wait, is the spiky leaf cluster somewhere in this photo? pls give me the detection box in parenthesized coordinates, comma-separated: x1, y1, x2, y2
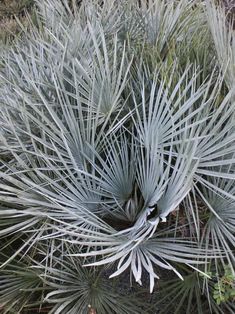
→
(0, 0, 234, 313)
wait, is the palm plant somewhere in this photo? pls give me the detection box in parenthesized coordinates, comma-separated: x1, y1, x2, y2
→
(206, 0, 235, 91)
(151, 264, 235, 314)
(0, 0, 235, 313)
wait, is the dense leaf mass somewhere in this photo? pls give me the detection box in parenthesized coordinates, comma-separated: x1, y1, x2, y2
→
(0, 0, 234, 313)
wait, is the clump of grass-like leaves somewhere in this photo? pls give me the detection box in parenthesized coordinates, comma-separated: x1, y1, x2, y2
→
(0, 0, 234, 313)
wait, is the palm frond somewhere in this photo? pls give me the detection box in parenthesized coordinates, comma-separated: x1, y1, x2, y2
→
(206, 0, 235, 90)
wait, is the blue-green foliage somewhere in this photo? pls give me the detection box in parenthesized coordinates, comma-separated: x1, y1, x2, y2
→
(0, 0, 234, 313)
